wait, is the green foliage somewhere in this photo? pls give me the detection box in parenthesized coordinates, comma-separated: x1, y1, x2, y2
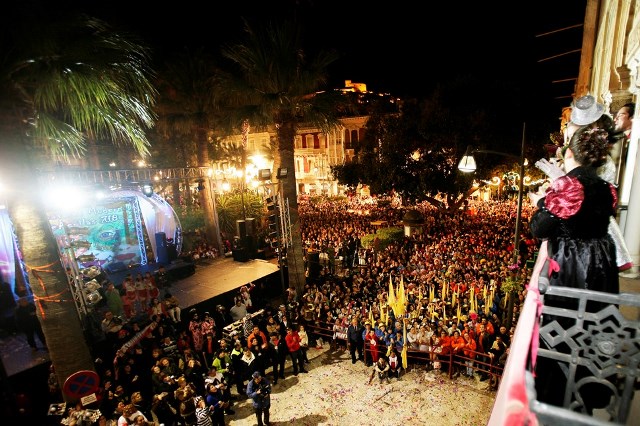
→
(0, 13, 157, 165)
(360, 227, 404, 251)
(174, 206, 205, 232)
(501, 275, 524, 295)
(215, 191, 267, 236)
(331, 162, 362, 190)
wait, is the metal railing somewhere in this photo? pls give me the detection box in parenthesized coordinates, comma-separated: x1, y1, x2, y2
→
(37, 167, 212, 186)
(489, 255, 640, 425)
(305, 319, 504, 385)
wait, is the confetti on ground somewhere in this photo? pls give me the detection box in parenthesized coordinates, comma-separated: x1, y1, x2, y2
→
(227, 346, 495, 425)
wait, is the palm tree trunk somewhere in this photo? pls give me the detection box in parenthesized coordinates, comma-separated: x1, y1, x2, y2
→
(172, 181, 181, 208)
(9, 195, 95, 398)
(195, 124, 221, 253)
(86, 137, 101, 170)
(276, 122, 306, 297)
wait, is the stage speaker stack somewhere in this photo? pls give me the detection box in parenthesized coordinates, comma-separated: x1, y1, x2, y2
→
(243, 235, 256, 259)
(155, 232, 169, 264)
(236, 220, 247, 239)
(167, 241, 177, 262)
(245, 217, 256, 236)
(232, 248, 249, 262)
(235, 218, 257, 260)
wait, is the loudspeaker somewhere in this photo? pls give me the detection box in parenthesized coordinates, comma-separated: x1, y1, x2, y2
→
(155, 232, 169, 264)
(308, 251, 320, 279)
(236, 220, 247, 238)
(167, 242, 177, 262)
(245, 217, 256, 236)
(243, 235, 256, 259)
(232, 248, 249, 262)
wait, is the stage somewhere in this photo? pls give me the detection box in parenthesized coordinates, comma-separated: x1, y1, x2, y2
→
(163, 256, 281, 309)
(103, 258, 197, 286)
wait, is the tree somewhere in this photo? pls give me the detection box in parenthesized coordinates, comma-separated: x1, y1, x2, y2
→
(153, 48, 223, 252)
(0, 10, 157, 393)
(333, 76, 530, 211)
(215, 19, 346, 297)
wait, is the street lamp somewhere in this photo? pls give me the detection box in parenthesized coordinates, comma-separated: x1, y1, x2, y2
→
(458, 123, 526, 329)
(458, 123, 526, 265)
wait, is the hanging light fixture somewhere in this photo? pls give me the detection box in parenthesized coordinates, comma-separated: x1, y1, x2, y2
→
(458, 146, 477, 173)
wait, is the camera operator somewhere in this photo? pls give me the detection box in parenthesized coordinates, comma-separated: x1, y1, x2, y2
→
(246, 371, 271, 426)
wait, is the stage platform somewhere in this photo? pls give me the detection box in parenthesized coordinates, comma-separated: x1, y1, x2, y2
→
(162, 256, 281, 310)
(102, 257, 197, 286)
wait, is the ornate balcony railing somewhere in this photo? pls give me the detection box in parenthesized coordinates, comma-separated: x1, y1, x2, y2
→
(489, 249, 640, 425)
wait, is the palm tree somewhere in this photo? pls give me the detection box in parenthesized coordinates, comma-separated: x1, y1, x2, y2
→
(0, 12, 157, 393)
(216, 19, 346, 297)
(153, 48, 224, 252)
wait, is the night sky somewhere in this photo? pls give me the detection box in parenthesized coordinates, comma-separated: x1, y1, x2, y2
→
(8, 0, 588, 137)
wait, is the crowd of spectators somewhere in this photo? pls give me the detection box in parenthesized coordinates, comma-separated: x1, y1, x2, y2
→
(293, 195, 534, 387)
(57, 194, 536, 425)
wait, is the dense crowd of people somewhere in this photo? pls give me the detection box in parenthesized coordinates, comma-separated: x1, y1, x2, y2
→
(53, 193, 537, 425)
(295, 196, 533, 385)
(41, 97, 635, 424)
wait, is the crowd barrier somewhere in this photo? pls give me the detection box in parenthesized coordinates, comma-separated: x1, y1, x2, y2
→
(305, 319, 503, 387)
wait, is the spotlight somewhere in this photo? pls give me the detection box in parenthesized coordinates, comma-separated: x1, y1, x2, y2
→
(142, 184, 154, 197)
(277, 168, 288, 179)
(85, 290, 103, 305)
(258, 169, 272, 181)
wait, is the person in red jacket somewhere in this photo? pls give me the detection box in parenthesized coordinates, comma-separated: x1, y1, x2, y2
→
(284, 326, 307, 375)
(364, 328, 380, 363)
(462, 331, 477, 377)
(247, 325, 269, 351)
(433, 329, 452, 372)
(450, 329, 465, 378)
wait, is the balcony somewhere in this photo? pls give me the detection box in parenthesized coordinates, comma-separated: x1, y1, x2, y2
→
(489, 257, 640, 425)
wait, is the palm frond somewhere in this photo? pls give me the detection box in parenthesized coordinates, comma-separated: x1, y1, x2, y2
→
(1, 13, 157, 160)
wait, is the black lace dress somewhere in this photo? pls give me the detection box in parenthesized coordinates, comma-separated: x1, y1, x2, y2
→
(530, 165, 618, 295)
(530, 166, 619, 411)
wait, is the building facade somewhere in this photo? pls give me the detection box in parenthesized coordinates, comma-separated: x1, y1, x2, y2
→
(577, 0, 640, 276)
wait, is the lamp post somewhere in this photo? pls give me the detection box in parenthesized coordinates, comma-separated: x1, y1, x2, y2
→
(458, 123, 526, 328)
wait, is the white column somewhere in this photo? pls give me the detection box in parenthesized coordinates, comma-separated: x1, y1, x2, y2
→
(621, 131, 640, 277)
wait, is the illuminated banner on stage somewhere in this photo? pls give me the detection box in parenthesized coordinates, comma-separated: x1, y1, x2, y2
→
(49, 197, 147, 271)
